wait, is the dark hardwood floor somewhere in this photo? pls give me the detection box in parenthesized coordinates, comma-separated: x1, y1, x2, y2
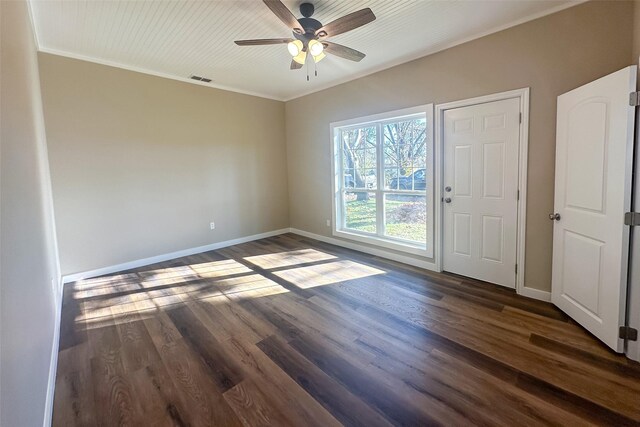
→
(53, 233, 640, 426)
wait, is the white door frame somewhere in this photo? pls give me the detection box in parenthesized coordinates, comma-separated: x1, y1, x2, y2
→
(627, 60, 640, 362)
(435, 88, 532, 298)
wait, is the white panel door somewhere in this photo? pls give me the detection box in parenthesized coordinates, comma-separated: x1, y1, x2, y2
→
(443, 98, 520, 288)
(552, 66, 636, 352)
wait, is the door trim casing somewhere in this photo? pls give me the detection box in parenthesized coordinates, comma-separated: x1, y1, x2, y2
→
(435, 88, 534, 299)
(625, 60, 640, 362)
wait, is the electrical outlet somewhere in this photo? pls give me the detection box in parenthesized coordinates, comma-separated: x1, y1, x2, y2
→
(326, 219, 331, 227)
(210, 222, 215, 230)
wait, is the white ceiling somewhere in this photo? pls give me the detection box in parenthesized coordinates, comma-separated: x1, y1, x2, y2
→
(29, 0, 581, 101)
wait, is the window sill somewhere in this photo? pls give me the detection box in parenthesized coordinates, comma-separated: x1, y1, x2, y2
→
(333, 228, 432, 258)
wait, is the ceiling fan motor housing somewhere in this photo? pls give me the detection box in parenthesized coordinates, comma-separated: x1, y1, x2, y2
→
(295, 17, 322, 40)
(295, 1, 322, 43)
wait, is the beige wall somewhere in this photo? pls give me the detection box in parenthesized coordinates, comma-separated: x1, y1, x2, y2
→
(1, 1, 61, 425)
(285, 1, 633, 292)
(39, 54, 288, 276)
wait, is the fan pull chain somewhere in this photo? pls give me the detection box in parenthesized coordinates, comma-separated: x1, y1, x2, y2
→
(306, 56, 310, 81)
(314, 60, 318, 77)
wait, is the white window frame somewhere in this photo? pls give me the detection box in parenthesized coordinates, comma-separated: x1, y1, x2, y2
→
(331, 104, 434, 258)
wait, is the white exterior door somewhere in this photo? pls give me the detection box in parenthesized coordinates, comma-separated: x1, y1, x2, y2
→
(552, 66, 636, 352)
(442, 98, 520, 288)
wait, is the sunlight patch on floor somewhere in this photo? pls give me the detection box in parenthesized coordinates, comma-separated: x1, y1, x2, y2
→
(75, 271, 289, 329)
(243, 248, 336, 269)
(73, 273, 143, 298)
(73, 250, 380, 329)
(187, 259, 254, 278)
(273, 260, 384, 288)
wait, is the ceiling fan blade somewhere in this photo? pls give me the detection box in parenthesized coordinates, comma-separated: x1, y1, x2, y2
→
(323, 42, 366, 62)
(263, 0, 304, 34)
(315, 8, 376, 38)
(235, 38, 292, 46)
(290, 60, 303, 70)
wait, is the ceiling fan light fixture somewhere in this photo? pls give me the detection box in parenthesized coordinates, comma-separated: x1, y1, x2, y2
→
(308, 39, 324, 57)
(292, 50, 307, 65)
(312, 51, 326, 63)
(287, 40, 303, 57)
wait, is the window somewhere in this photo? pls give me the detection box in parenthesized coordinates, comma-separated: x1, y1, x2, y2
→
(332, 105, 434, 257)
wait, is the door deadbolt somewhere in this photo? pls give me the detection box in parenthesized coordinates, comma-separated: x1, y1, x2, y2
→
(445, 186, 452, 192)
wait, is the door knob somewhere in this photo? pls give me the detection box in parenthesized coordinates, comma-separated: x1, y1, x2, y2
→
(444, 197, 452, 203)
(549, 213, 561, 221)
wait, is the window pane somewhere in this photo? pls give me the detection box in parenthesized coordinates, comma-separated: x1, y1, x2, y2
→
(341, 127, 376, 190)
(410, 167, 426, 191)
(364, 137, 377, 169)
(364, 169, 377, 189)
(354, 151, 366, 189)
(384, 194, 426, 243)
(345, 191, 377, 234)
(383, 118, 427, 190)
(344, 168, 355, 188)
(385, 167, 400, 190)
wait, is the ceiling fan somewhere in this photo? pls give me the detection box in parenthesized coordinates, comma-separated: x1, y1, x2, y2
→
(234, 0, 376, 72)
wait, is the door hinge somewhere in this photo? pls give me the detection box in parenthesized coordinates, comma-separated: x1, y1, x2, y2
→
(517, 190, 520, 201)
(624, 212, 640, 226)
(519, 112, 522, 123)
(619, 326, 638, 341)
(515, 264, 518, 275)
(630, 91, 640, 107)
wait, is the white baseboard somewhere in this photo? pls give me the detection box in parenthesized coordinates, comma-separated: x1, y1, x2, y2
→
(62, 225, 553, 296)
(289, 228, 439, 272)
(43, 276, 64, 427)
(62, 228, 290, 283)
(289, 228, 552, 303)
(518, 286, 552, 302)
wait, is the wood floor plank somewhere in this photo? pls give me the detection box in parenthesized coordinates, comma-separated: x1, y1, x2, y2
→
(129, 363, 190, 427)
(424, 349, 600, 426)
(140, 311, 244, 426)
(529, 333, 640, 381)
(222, 337, 343, 427)
(58, 281, 88, 351)
(262, 292, 362, 344)
(238, 297, 306, 343)
(257, 335, 395, 427)
(505, 305, 637, 361)
(53, 233, 640, 426)
(90, 342, 141, 426)
(285, 331, 472, 426)
(165, 305, 244, 393)
(111, 311, 162, 373)
(52, 343, 96, 427)
(223, 380, 293, 427)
